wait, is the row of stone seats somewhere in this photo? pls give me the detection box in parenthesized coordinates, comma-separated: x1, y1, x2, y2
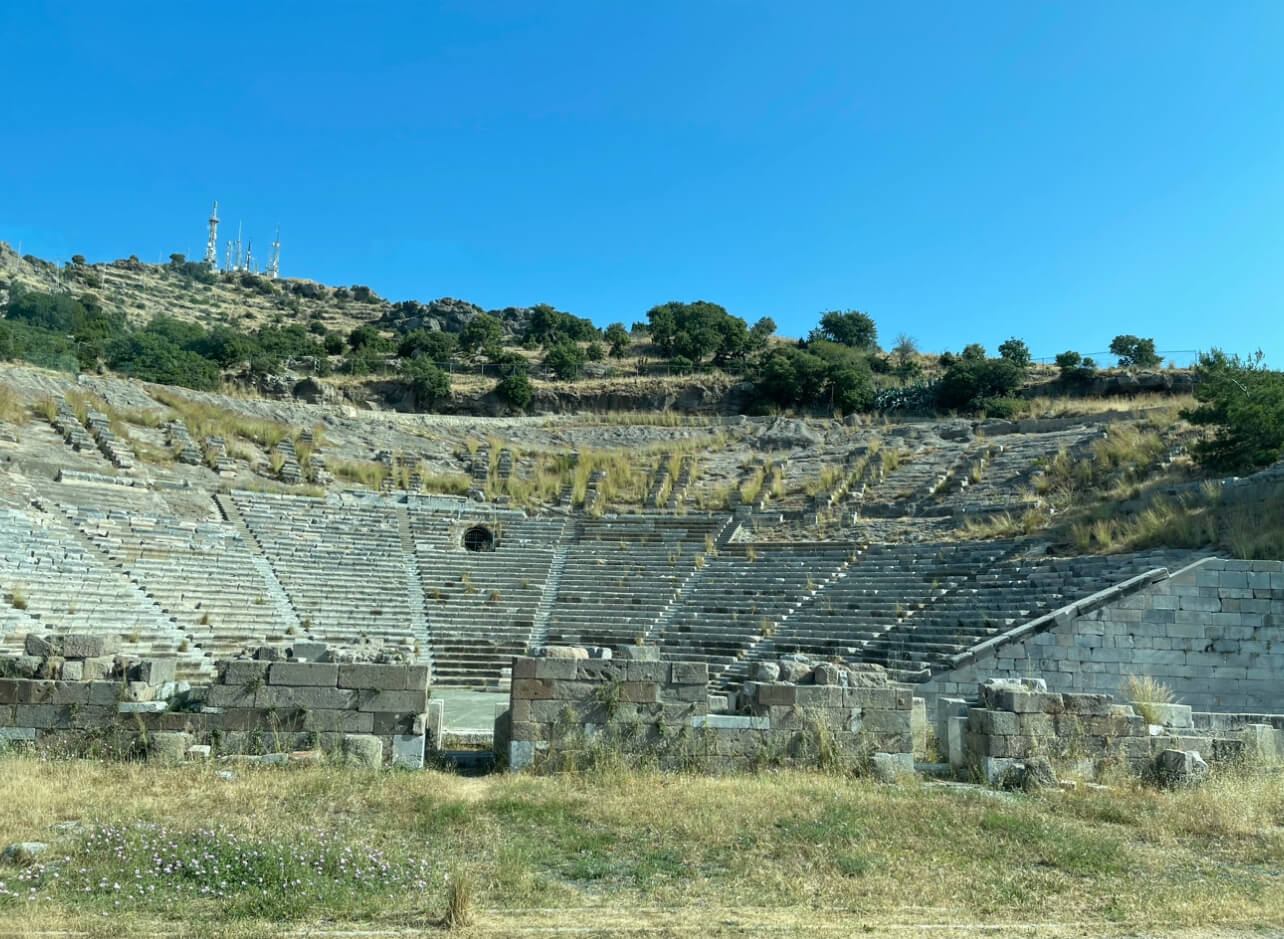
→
(410, 510, 569, 687)
(656, 542, 854, 680)
(232, 492, 419, 655)
(61, 504, 297, 663)
(858, 446, 966, 516)
(0, 507, 213, 679)
(935, 429, 1099, 511)
(734, 540, 1021, 681)
(544, 515, 726, 650)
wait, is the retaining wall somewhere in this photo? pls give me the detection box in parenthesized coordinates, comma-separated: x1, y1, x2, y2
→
(0, 636, 429, 767)
(923, 558, 1284, 713)
(498, 648, 914, 773)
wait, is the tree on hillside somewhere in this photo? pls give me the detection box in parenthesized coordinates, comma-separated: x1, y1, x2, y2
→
(809, 310, 877, 350)
(1182, 349, 1284, 474)
(961, 343, 987, 362)
(544, 341, 587, 381)
(397, 328, 456, 362)
(404, 356, 451, 409)
(748, 317, 776, 352)
(645, 301, 751, 367)
(1055, 350, 1097, 383)
(756, 341, 875, 414)
(524, 304, 598, 347)
(457, 314, 503, 357)
(1110, 335, 1161, 368)
(936, 356, 1024, 411)
(998, 337, 1032, 371)
(604, 322, 631, 358)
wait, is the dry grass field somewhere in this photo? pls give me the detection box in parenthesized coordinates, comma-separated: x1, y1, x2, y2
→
(1, 754, 1281, 937)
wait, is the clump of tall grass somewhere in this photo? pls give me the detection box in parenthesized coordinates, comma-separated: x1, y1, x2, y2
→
(1120, 674, 1176, 725)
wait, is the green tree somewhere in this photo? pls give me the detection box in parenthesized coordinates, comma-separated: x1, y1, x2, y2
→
(961, 343, 987, 362)
(458, 314, 503, 357)
(1183, 349, 1284, 473)
(997, 337, 1032, 370)
(1055, 350, 1097, 383)
(604, 322, 631, 358)
(397, 329, 457, 362)
(347, 325, 384, 351)
(544, 341, 587, 381)
(404, 356, 451, 409)
(811, 310, 877, 350)
(645, 301, 748, 366)
(496, 372, 534, 409)
(936, 357, 1024, 411)
(585, 340, 605, 362)
(748, 317, 776, 352)
(1109, 335, 1161, 368)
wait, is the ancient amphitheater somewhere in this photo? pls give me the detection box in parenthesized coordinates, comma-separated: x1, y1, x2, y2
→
(1, 363, 1282, 775)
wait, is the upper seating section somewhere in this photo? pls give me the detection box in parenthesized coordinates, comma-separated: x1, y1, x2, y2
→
(232, 492, 416, 653)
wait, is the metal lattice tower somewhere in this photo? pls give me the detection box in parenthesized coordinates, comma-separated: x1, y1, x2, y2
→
(266, 225, 281, 279)
(244, 239, 254, 274)
(203, 201, 220, 269)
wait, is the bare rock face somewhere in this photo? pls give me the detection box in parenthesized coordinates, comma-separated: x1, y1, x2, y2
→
(757, 418, 822, 451)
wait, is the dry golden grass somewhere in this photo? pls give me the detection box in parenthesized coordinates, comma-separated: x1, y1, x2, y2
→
(1, 755, 1282, 936)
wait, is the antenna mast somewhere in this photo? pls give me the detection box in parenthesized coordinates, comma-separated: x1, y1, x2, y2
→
(267, 225, 281, 279)
(204, 201, 220, 269)
(245, 239, 254, 274)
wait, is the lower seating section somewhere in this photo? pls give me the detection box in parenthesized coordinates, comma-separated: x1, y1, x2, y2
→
(658, 543, 853, 680)
(61, 504, 297, 664)
(741, 541, 1021, 681)
(411, 510, 568, 687)
(0, 508, 212, 679)
(545, 516, 726, 650)
(233, 492, 420, 655)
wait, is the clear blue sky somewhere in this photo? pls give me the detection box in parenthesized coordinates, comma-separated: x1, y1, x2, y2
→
(4, 1, 1282, 363)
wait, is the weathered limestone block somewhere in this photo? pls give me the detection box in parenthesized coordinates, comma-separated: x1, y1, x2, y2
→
(626, 661, 667, 682)
(871, 751, 914, 783)
(534, 658, 579, 680)
(61, 635, 108, 659)
(24, 635, 59, 657)
(220, 660, 270, 687)
(303, 709, 375, 733)
(255, 686, 356, 710)
(541, 646, 588, 659)
(127, 659, 176, 685)
(1156, 748, 1209, 785)
(813, 663, 842, 685)
(754, 662, 781, 682)
(615, 645, 660, 662)
(779, 660, 811, 683)
(342, 734, 383, 769)
(371, 712, 418, 735)
(148, 732, 192, 764)
(268, 662, 338, 687)
(205, 684, 258, 708)
(392, 734, 426, 769)
(356, 689, 428, 713)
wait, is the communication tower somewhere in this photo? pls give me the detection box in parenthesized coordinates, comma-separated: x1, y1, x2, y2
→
(203, 201, 220, 269)
(244, 239, 254, 274)
(266, 226, 281, 279)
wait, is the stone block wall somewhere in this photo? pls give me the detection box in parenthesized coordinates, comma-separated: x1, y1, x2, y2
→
(500, 648, 914, 773)
(0, 636, 429, 768)
(945, 678, 1279, 784)
(925, 559, 1284, 713)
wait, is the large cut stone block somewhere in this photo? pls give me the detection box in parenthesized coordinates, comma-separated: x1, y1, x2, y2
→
(254, 686, 356, 710)
(342, 734, 383, 769)
(671, 661, 709, 685)
(511, 679, 555, 700)
(269, 662, 338, 687)
(61, 634, 108, 659)
(356, 690, 429, 713)
(534, 658, 579, 680)
(303, 709, 375, 733)
(391, 734, 426, 769)
(338, 664, 409, 691)
(221, 660, 270, 687)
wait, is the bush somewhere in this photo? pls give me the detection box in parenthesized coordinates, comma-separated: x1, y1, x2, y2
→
(604, 323, 631, 358)
(397, 329, 456, 362)
(404, 357, 450, 409)
(1183, 349, 1284, 474)
(977, 396, 1025, 419)
(585, 341, 605, 362)
(936, 357, 1024, 412)
(1109, 334, 1161, 368)
(458, 314, 503, 357)
(496, 372, 533, 409)
(1055, 350, 1097, 384)
(544, 341, 587, 381)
